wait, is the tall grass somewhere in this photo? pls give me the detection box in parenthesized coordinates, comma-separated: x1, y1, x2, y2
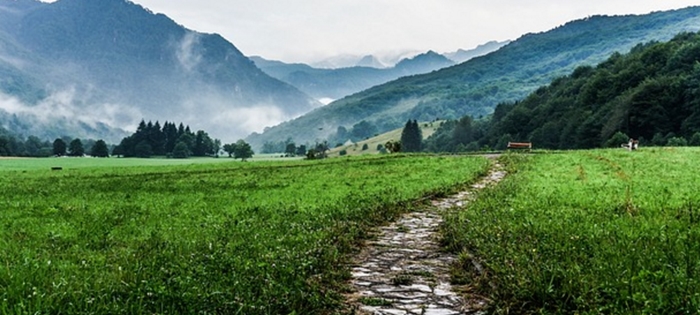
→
(443, 148, 700, 314)
(0, 155, 489, 314)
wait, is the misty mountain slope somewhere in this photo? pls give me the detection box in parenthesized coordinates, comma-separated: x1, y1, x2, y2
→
(0, 0, 320, 142)
(444, 40, 510, 63)
(247, 6, 700, 149)
(252, 51, 455, 101)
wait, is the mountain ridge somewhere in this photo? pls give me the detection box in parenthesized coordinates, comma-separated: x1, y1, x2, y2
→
(252, 50, 456, 102)
(246, 6, 700, 150)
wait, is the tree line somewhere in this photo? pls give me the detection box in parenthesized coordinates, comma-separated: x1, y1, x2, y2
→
(114, 120, 254, 159)
(0, 121, 255, 160)
(0, 127, 110, 157)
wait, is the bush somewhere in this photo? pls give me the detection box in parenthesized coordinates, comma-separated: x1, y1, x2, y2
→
(604, 131, 629, 148)
(362, 144, 369, 151)
(689, 132, 700, 146)
(339, 150, 347, 156)
(666, 136, 688, 147)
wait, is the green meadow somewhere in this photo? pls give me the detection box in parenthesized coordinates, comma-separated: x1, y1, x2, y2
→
(444, 148, 700, 314)
(0, 155, 489, 314)
(0, 154, 303, 172)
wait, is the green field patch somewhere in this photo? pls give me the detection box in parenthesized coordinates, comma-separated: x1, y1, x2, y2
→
(444, 147, 700, 314)
(0, 155, 489, 314)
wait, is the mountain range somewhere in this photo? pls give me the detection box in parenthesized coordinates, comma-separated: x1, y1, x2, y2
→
(0, 0, 320, 142)
(246, 6, 700, 150)
(252, 51, 456, 102)
(252, 42, 508, 102)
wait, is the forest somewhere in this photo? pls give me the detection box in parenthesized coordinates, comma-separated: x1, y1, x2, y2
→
(424, 32, 700, 152)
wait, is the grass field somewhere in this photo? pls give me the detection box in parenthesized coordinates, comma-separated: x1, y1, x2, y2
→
(444, 148, 700, 314)
(0, 154, 303, 172)
(0, 154, 490, 314)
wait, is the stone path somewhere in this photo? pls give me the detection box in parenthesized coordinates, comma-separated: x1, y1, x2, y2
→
(346, 162, 507, 315)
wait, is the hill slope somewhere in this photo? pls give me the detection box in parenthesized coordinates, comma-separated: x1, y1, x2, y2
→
(473, 31, 700, 150)
(247, 7, 700, 150)
(0, 0, 319, 142)
(252, 51, 455, 101)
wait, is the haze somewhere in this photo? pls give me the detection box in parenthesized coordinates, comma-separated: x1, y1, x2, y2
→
(39, 0, 698, 64)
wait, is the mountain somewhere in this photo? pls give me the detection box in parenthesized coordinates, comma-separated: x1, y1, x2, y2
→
(355, 55, 386, 68)
(444, 40, 510, 64)
(252, 51, 454, 102)
(458, 32, 700, 151)
(0, 0, 320, 142)
(246, 6, 700, 150)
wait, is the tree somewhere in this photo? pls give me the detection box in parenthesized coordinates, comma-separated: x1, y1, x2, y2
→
(667, 136, 688, 147)
(134, 141, 153, 158)
(172, 141, 190, 159)
(91, 140, 110, 157)
(233, 140, 254, 161)
(350, 120, 378, 141)
(68, 139, 84, 157)
(401, 119, 422, 152)
(285, 143, 297, 156)
(690, 132, 700, 146)
(213, 139, 222, 157)
(296, 145, 307, 156)
(604, 131, 630, 148)
(53, 138, 67, 156)
(223, 143, 237, 157)
(193, 130, 212, 157)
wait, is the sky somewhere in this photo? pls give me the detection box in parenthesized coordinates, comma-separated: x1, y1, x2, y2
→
(41, 0, 700, 64)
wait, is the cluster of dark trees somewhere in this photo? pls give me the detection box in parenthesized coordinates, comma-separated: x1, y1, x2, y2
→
(326, 120, 380, 146)
(222, 140, 254, 161)
(51, 138, 109, 157)
(0, 127, 110, 157)
(113, 120, 222, 158)
(423, 32, 700, 152)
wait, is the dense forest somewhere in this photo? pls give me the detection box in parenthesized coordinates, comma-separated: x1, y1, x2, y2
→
(424, 32, 700, 151)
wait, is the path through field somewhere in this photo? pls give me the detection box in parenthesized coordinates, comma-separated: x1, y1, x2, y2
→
(347, 160, 506, 315)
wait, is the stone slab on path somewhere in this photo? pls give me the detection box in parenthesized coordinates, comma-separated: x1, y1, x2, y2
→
(346, 162, 507, 315)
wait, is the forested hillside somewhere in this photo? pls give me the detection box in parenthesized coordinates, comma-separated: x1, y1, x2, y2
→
(247, 7, 700, 150)
(425, 32, 700, 151)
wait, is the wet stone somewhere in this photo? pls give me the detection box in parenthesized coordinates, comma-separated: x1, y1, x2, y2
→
(347, 163, 506, 314)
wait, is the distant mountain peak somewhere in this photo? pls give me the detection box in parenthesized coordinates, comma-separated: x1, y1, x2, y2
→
(355, 55, 385, 68)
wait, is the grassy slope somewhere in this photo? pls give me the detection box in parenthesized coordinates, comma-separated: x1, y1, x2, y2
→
(0, 155, 490, 314)
(327, 121, 442, 157)
(444, 148, 700, 314)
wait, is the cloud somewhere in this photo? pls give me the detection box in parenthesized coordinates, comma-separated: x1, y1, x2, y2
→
(174, 94, 291, 142)
(0, 88, 143, 132)
(175, 31, 202, 72)
(131, 0, 700, 64)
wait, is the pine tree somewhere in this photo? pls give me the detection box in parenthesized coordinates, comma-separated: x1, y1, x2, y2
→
(401, 120, 422, 152)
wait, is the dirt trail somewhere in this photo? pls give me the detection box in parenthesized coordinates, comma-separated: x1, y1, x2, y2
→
(346, 162, 506, 315)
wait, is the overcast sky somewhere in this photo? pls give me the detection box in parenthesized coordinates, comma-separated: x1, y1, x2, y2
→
(50, 0, 700, 63)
